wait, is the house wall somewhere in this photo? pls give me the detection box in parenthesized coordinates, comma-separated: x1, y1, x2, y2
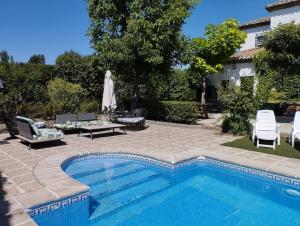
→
(270, 5, 300, 28)
(208, 4, 300, 93)
(240, 25, 270, 51)
(208, 62, 256, 87)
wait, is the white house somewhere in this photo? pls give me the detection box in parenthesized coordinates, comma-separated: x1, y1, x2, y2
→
(207, 0, 300, 99)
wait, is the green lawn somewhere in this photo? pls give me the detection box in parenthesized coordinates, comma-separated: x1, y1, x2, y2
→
(222, 136, 300, 159)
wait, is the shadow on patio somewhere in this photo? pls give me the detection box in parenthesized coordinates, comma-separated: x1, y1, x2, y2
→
(0, 172, 10, 226)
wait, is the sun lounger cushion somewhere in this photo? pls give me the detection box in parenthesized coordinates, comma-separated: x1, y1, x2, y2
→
(38, 128, 64, 140)
(33, 121, 46, 128)
(54, 123, 74, 130)
(75, 120, 103, 128)
(54, 120, 103, 130)
(53, 122, 76, 130)
(117, 117, 144, 124)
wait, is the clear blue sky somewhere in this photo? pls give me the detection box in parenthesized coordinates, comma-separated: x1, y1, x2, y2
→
(0, 0, 274, 64)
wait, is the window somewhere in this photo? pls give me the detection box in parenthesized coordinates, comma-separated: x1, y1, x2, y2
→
(255, 34, 264, 48)
(221, 80, 229, 89)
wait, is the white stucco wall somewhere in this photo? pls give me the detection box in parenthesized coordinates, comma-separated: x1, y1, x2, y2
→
(270, 5, 300, 28)
(208, 62, 256, 87)
(210, 4, 300, 91)
(239, 25, 270, 51)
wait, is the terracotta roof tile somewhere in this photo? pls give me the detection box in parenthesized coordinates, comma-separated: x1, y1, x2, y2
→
(230, 48, 265, 63)
(239, 17, 271, 30)
(266, 0, 300, 12)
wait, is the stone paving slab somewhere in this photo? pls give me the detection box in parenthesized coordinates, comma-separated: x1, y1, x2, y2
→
(0, 120, 300, 225)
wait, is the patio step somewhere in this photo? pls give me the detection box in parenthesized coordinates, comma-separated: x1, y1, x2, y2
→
(76, 163, 146, 185)
(90, 169, 159, 197)
(89, 177, 170, 220)
(70, 161, 130, 178)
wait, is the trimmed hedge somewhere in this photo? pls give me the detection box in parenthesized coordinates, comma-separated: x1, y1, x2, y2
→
(146, 101, 199, 124)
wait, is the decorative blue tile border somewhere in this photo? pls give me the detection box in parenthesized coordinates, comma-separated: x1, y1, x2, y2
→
(26, 192, 89, 217)
(29, 153, 300, 217)
(62, 153, 200, 172)
(62, 153, 300, 187)
(204, 158, 300, 187)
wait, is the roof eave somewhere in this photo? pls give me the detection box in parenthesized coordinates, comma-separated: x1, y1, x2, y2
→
(228, 57, 253, 64)
(239, 21, 270, 30)
(266, 1, 300, 12)
(229, 48, 265, 63)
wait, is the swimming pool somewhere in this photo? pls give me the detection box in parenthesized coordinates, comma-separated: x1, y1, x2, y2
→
(30, 154, 300, 226)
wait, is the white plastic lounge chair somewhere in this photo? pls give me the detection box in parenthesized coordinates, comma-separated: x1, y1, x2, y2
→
(289, 111, 300, 147)
(252, 110, 280, 150)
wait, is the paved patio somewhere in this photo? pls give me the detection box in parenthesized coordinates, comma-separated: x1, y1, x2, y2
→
(1, 121, 300, 226)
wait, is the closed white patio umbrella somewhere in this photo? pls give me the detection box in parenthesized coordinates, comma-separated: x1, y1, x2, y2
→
(102, 70, 117, 113)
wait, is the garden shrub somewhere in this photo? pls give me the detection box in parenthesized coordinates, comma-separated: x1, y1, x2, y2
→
(146, 101, 199, 124)
(80, 100, 100, 113)
(219, 85, 255, 135)
(140, 70, 196, 104)
(166, 70, 196, 101)
(18, 103, 48, 119)
(0, 63, 54, 118)
(42, 103, 55, 119)
(47, 78, 85, 115)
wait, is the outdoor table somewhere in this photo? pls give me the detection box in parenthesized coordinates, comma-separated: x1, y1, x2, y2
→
(78, 123, 126, 140)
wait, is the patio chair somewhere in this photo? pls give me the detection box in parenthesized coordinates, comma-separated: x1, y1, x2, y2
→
(289, 111, 300, 147)
(77, 112, 97, 121)
(117, 108, 147, 127)
(55, 113, 77, 124)
(54, 114, 78, 131)
(252, 110, 280, 150)
(15, 116, 64, 149)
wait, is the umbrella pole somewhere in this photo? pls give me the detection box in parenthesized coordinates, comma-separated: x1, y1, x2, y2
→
(108, 108, 115, 122)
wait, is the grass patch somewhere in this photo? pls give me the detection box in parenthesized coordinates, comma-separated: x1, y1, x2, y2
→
(222, 136, 300, 159)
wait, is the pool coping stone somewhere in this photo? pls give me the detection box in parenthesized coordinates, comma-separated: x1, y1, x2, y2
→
(1, 121, 300, 225)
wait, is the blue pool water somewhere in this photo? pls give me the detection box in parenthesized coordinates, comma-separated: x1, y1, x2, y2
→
(33, 156, 300, 226)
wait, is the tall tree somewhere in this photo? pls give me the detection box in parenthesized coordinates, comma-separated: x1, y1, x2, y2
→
(189, 19, 246, 104)
(0, 50, 10, 64)
(28, 54, 45, 64)
(55, 51, 105, 100)
(55, 51, 85, 83)
(87, 0, 198, 106)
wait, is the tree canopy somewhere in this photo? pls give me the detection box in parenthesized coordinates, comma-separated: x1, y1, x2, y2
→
(87, 0, 199, 104)
(55, 51, 105, 100)
(55, 50, 86, 84)
(0, 50, 14, 64)
(255, 22, 300, 100)
(28, 54, 46, 64)
(189, 19, 246, 103)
